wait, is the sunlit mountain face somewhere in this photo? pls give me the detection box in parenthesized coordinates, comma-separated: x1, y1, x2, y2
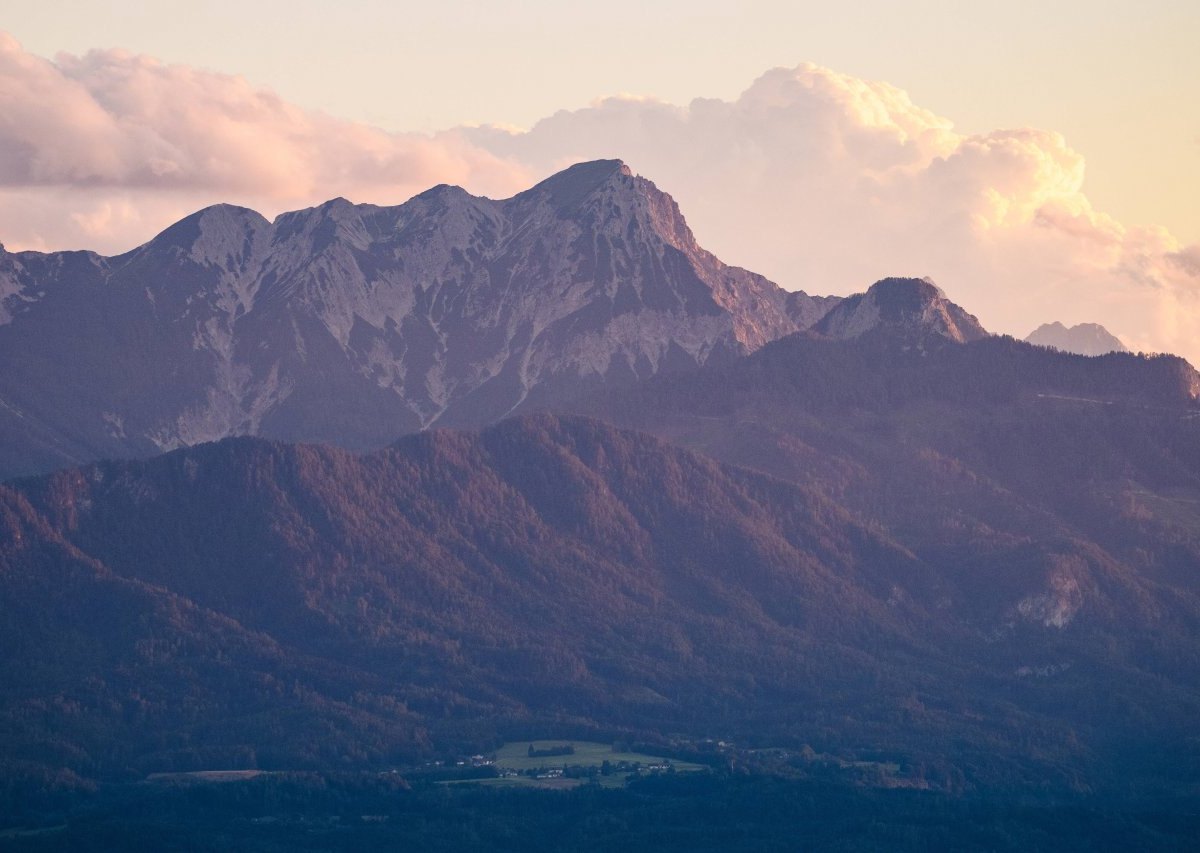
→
(0, 161, 837, 480)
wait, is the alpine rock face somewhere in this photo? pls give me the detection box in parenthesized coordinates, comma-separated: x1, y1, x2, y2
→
(0, 160, 834, 479)
(813, 276, 988, 343)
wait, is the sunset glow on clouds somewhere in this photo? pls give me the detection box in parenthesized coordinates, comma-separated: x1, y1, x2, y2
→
(0, 33, 531, 249)
(1, 33, 1198, 364)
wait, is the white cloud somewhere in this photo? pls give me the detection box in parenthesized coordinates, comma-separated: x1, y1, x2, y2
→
(464, 63, 1200, 364)
(1, 35, 1197, 365)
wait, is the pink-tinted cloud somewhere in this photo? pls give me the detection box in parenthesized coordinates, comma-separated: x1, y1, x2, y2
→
(0, 32, 530, 250)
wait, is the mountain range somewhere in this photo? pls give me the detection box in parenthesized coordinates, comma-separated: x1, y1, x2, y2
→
(2, 161, 1199, 809)
(0, 160, 833, 481)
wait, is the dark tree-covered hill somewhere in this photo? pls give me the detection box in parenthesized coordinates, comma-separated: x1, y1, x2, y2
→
(2, 411, 1199, 799)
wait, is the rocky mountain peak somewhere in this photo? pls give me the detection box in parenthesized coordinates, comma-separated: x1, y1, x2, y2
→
(139, 203, 270, 269)
(512, 159, 703, 263)
(413, 183, 473, 204)
(814, 276, 989, 343)
(519, 159, 634, 212)
(869, 276, 944, 310)
(271, 196, 374, 254)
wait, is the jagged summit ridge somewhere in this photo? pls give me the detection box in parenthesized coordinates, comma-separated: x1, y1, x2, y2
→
(0, 160, 835, 478)
(814, 276, 989, 343)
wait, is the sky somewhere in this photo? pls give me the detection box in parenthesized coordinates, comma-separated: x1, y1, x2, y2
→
(0, 1, 1198, 360)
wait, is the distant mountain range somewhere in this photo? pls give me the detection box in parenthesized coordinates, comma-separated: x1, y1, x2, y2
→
(0, 160, 834, 480)
(1026, 321, 1128, 356)
(0, 158, 1165, 482)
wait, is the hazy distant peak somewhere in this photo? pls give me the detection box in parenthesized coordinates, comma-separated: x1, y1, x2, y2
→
(814, 276, 988, 343)
(1025, 321, 1128, 356)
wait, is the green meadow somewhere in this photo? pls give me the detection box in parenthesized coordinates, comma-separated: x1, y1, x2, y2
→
(493, 741, 704, 773)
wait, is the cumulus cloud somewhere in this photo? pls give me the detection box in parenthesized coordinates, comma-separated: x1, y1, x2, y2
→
(0, 32, 530, 250)
(464, 63, 1200, 364)
(1, 33, 1198, 365)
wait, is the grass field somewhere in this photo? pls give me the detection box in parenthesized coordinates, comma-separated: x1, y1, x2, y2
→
(493, 741, 704, 773)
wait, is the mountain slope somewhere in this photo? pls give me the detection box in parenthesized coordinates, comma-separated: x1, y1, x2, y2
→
(0, 414, 947, 776)
(9, 413, 1196, 792)
(577, 327, 1200, 797)
(583, 327, 1200, 629)
(0, 161, 835, 480)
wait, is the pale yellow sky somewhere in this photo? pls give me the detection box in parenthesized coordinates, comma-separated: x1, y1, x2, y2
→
(2, 0, 1197, 242)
